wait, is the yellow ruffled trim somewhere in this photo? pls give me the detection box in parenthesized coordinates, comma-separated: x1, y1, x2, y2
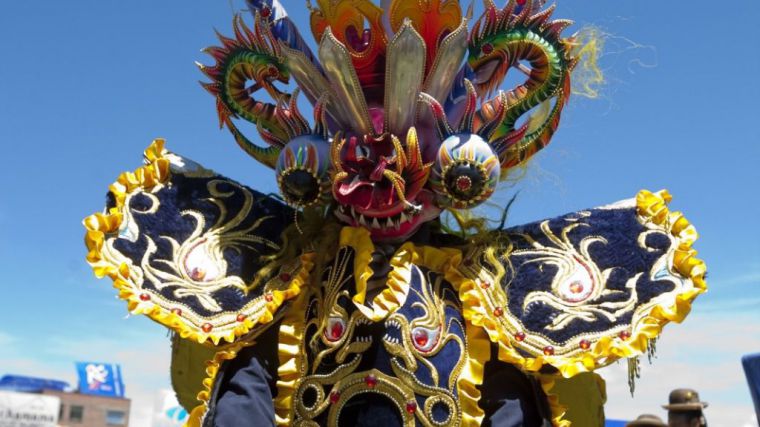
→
(458, 322, 488, 427)
(84, 138, 170, 279)
(185, 339, 254, 427)
(183, 254, 315, 427)
(386, 243, 486, 426)
(273, 288, 311, 425)
(537, 376, 571, 427)
(340, 227, 412, 321)
(458, 189, 707, 425)
(83, 139, 314, 345)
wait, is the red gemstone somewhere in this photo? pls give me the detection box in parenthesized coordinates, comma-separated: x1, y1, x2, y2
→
(619, 330, 631, 340)
(364, 374, 377, 388)
(580, 339, 591, 350)
(279, 272, 292, 282)
(260, 6, 271, 18)
(493, 307, 504, 317)
(413, 330, 429, 348)
(569, 282, 584, 294)
(264, 293, 274, 302)
(480, 281, 491, 290)
(517, 0, 527, 5)
(515, 332, 526, 342)
(202, 323, 213, 333)
(268, 64, 279, 77)
(543, 346, 555, 356)
(329, 321, 344, 340)
(456, 176, 472, 191)
(482, 43, 494, 55)
(139, 293, 151, 301)
(329, 391, 340, 404)
(236, 314, 247, 322)
(406, 401, 417, 414)
(171, 308, 182, 316)
(190, 267, 206, 281)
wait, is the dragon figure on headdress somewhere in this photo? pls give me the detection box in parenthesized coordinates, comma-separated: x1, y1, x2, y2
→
(84, 0, 706, 425)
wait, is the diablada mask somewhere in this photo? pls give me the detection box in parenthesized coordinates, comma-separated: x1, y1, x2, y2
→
(199, 0, 576, 241)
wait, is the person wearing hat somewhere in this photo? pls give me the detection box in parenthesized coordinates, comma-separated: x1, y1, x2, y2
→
(625, 414, 667, 426)
(663, 388, 708, 427)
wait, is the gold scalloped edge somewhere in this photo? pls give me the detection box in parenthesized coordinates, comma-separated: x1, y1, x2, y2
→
(394, 243, 487, 427)
(341, 227, 412, 321)
(537, 376, 571, 427)
(457, 189, 707, 425)
(274, 287, 311, 425)
(83, 139, 315, 346)
(185, 338, 254, 427)
(185, 257, 315, 427)
(458, 322, 488, 427)
(84, 139, 170, 279)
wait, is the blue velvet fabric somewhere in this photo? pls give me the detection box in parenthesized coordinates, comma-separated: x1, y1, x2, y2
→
(500, 205, 680, 344)
(107, 171, 292, 317)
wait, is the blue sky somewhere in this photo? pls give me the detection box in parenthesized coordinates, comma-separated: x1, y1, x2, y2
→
(0, 1, 758, 426)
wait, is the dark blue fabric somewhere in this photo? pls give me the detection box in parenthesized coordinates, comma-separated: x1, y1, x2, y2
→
(478, 356, 550, 427)
(501, 206, 679, 344)
(302, 259, 472, 426)
(338, 393, 404, 426)
(742, 353, 760, 420)
(109, 171, 292, 317)
(208, 323, 281, 427)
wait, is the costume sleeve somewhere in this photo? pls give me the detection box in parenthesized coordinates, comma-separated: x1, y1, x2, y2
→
(202, 322, 281, 427)
(478, 357, 552, 427)
(83, 140, 314, 346)
(459, 190, 706, 378)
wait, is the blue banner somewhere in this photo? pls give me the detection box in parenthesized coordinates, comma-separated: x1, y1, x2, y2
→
(75, 362, 125, 397)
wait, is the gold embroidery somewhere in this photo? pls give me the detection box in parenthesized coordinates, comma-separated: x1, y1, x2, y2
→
(456, 189, 706, 405)
(381, 269, 465, 426)
(511, 220, 636, 330)
(137, 180, 278, 312)
(85, 140, 316, 345)
(289, 240, 471, 426)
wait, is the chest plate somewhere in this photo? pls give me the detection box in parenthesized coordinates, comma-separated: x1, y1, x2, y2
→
(286, 244, 475, 426)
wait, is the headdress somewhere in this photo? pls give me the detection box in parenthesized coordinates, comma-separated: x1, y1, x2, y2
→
(200, 0, 578, 240)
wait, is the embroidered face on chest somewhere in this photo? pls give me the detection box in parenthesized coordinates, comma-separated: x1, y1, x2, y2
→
(293, 247, 469, 426)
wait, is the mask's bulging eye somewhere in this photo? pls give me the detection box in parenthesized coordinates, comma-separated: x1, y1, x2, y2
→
(276, 136, 332, 208)
(411, 326, 441, 353)
(430, 134, 500, 209)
